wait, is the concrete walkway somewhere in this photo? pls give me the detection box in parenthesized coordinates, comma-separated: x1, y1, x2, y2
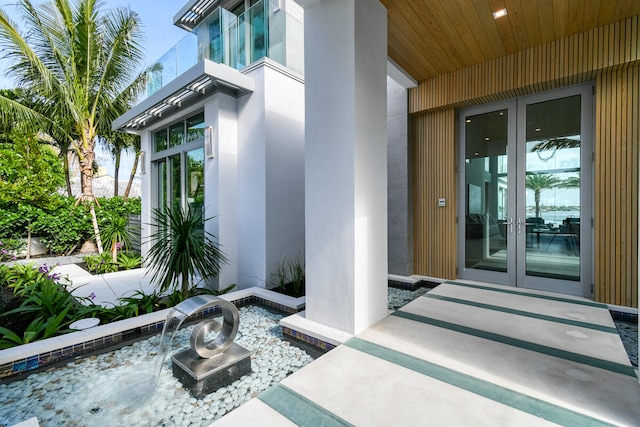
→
(214, 281, 640, 426)
(3, 256, 155, 307)
(52, 264, 155, 307)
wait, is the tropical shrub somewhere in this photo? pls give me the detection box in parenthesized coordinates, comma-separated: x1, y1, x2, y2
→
(270, 254, 305, 297)
(83, 253, 119, 274)
(0, 239, 24, 261)
(117, 252, 143, 270)
(146, 205, 228, 300)
(0, 263, 101, 349)
(0, 196, 142, 256)
(96, 197, 141, 221)
(0, 208, 27, 239)
(31, 197, 93, 255)
(0, 261, 236, 348)
(83, 251, 141, 274)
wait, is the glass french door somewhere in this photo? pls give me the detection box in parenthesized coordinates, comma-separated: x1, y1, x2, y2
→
(458, 85, 593, 297)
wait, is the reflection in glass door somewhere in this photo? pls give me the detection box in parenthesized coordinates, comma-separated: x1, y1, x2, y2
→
(464, 108, 513, 282)
(517, 89, 592, 295)
(459, 85, 592, 296)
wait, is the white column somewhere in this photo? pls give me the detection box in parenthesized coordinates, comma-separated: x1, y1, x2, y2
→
(300, 0, 388, 335)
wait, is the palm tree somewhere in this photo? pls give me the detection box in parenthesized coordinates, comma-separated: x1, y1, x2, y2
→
(146, 205, 228, 300)
(101, 215, 131, 263)
(559, 175, 580, 189)
(525, 173, 561, 218)
(0, 0, 146, 252)
(102, 131, 135, 197)
(123, 134, 141, 201)
(532, 137, 580, 152)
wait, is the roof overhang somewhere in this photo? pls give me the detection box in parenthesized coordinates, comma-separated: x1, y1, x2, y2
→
(174, 0, 220, 31)
(113, 60, 253, 134)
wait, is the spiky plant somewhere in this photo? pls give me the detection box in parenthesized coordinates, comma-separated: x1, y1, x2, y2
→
(146, 205, 228, 300)
(101, 216, 131, 263)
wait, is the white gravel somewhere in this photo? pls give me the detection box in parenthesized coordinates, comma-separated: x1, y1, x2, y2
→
(387, 286, 430, 310)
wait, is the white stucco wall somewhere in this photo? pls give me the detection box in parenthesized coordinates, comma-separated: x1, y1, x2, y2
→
(237, 61, 305, 289)
(264, 64, 305, 284)
(236, 67, 267, 287)
(204, 94, 239, 290)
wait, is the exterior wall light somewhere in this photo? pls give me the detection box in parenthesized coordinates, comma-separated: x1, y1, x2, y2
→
(140, 151, 146, 174)
(205, 126, 215, 158)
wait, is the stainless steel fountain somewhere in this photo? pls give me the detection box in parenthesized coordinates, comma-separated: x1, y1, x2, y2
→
(165, 295, 252, 398)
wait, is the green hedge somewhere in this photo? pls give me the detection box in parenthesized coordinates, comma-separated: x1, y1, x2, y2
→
(0, 196, 141, 255)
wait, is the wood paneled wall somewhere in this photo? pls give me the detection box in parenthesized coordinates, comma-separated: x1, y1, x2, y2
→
(411, 16, 639, 306)
(595, 65, 639, 307)
(413, 109, 456, 279)
(409, 16, 639, 114)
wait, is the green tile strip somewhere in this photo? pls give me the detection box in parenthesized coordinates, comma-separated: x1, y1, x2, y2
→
(423, 293, 618, 333)
(345, 337, 617, 427)
(391, 310, 636, 377)
(445, 281, 607, 308)
(258, 384, 355, 427)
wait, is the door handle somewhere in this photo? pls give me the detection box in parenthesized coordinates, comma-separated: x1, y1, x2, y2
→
(503, 217, 514, 234)
(517, 217, 524, 234)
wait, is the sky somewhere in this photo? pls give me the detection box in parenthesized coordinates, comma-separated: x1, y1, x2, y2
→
(0, 0, 189, 177)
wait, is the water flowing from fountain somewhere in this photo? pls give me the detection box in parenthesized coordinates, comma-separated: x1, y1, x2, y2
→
(107, 307, 189, 410)
(153, 308, 189, 379)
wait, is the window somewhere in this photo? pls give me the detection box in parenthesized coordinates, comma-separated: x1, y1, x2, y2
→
(155, 112, 205, 154)
(169, 123, 185, 148)
(187, 113, 205, 143)
(155, 130, 168, 152)
(153, 112, 206, 212)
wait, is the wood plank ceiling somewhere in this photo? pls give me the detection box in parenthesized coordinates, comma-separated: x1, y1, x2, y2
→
(380, 0, 640, 82)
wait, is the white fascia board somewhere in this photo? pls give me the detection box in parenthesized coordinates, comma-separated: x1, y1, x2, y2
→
(113, 60, 254, 132)
(387, 57, 418, 89)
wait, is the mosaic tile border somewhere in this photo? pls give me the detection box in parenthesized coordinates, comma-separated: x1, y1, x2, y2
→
(281, 327, 336, 352)
(1, 297, 304, 380)
(1, 333, 123, 379)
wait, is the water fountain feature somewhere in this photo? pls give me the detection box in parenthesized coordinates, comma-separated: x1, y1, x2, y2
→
(168, 296, 251, 398)
(0, 304, 312, 426)
(108, 295, 252, 409)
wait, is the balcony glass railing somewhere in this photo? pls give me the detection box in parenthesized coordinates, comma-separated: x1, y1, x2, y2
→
(146, 0, 303, 97)
(146, 33, 198, 96)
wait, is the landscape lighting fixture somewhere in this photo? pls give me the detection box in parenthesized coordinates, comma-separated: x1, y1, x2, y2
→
(493, 8, 507, 19)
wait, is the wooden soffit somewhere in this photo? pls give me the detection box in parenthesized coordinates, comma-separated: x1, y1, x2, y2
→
(381, 0, 640, 82)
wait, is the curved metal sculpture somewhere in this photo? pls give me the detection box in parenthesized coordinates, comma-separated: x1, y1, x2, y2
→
(170, 295, 251, 398)
(173, 295, 240, 358)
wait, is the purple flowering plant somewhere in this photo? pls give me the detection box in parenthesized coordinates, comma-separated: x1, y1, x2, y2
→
(0, 239, 22, 262)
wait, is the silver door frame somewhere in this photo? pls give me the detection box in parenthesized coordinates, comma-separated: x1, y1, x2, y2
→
(457, 84, 594, 297)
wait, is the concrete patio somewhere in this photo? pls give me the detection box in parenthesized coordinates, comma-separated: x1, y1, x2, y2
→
(215, 281, 640, 426)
